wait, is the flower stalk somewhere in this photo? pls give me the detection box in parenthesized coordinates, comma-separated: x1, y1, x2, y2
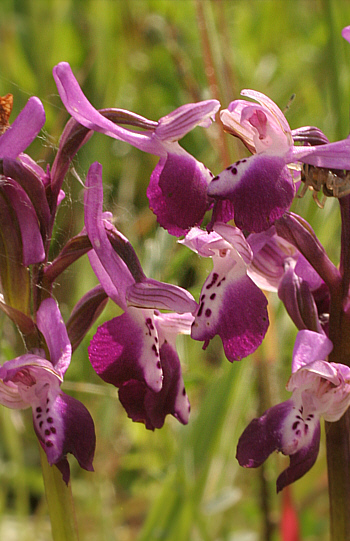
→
(40, 446, 79, 541)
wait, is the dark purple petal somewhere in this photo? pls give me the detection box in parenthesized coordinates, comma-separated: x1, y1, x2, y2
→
(276, 422, 320, 493)
(207, 200, 235, 231)
(67, 286, 108, 352)
(0, 97, 45, 158)
(1, 158, 50, 243)
(275, 212, 340, 290)
(147, 153, 210, 236)
(88, 310, 163, 392)
(208, 155, 295, 233)
(34, 392, 96, 484)
(192, 274, 269, 361)
(278, 267, 321, 332)
(0, 193, 30, 312)
(237, 401, 293, 467)
(43, 233, 92, 286)
(0, 298, 36, 337)
(0, 178, 45, 265)
(118, 341, 190, 430)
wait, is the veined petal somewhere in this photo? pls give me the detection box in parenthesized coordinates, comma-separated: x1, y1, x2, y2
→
(0, 97, 46, 158)
(0, 178, 45, 265)
(291, 330, 333, 373)
(240, 89, 292, 137)
(53, 62, 165, 155)
(292, 137, 350, 170)
(85, 162, 134, 304)
(213, 223, 253, 265)
(36, 298, 72, 376)
(208, 154, 295, 233)
(155, 100, 220, 142)
(126, 278, 197, 314)
(180, 227, 232, 257)
(147, 153, 211, 236)
(88, 309, 163, 393)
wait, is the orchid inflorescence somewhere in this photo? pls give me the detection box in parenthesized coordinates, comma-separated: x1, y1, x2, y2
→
(1, 25, 350, 494)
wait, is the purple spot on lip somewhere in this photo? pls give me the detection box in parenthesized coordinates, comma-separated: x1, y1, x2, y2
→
(205, 309, 212, 317)
(210, 293, 216, 300)
(206, 273, 219, 290)
(231, 168, 237, 175)
(197, 301, 204, 317)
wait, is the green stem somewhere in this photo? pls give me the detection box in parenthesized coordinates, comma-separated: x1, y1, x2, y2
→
(326, 195, 350, 540)
(325, 412, 350, 541)
(39, 445, 79, 541)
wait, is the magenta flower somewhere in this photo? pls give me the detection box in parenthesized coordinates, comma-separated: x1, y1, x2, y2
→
(237, 330, 350, 492)
(181, 223, 269, 361)
(208, 88, 350, 233)
(84, 162, 195, 429)
(0, 298, 95, 484)
(53, 61, 220, 236)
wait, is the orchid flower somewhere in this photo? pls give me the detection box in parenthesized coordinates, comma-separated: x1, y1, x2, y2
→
(236, 330, 350, 492)
(180, 223, 269, 361)
(0, 298, 95, 484)
(53, 61, 220, 236)
(84, 161, 195, 429)
(208, 81, 350, 232)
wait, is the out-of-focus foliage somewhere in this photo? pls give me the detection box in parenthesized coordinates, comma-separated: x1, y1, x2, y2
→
(0, 1, 349, 539)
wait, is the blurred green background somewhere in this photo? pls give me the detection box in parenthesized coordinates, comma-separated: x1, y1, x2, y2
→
(1, 0, 350, 539)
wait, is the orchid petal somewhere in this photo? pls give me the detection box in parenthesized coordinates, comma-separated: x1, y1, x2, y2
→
(88, 309, 163, 393)
(84, 162, 134, 305)
(36, 299, 72, 376)
(342, 25, 350, 44)
(209, 155, 295, 233)
(53, 62, 165, 155)
(156, 100, 219, 141)
(291, 331, 333, 373)
(277, 422, 321, 493)
(126, 278, 197, 314)
(0, 97, 46, 158)
(147, 153, 211, 236)
(118, 340, 190, 430)
(237, 400, 293, 468)
(292, 137, 350, 170)
(0, 178, 45, 265)
(192, 259, 269, 361)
